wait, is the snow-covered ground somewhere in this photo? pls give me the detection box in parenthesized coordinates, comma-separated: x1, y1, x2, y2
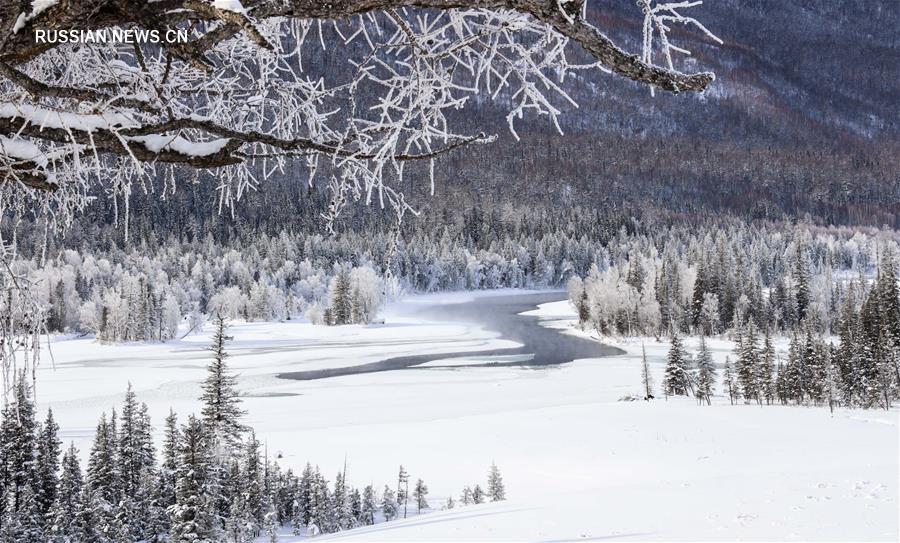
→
(33, 292, 899, 541)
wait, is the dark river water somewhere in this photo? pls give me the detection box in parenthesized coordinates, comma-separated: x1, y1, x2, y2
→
(276, 291, 623, 381)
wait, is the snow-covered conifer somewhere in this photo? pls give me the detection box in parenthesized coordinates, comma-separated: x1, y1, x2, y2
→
(362, 485, 377, 526)
(472, 484, 485, 504)
(413, 479, 429, 513)
(169, 416, 216, 543)
(381, 486, 397, 521)
(695, 337, 716, 406)
(663, 335, 691, 396)
(200, 316, 246, 451)
(723, 357, 739, 405)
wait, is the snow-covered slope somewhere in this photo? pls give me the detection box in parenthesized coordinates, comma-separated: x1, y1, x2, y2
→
(36, 294, 898, 541)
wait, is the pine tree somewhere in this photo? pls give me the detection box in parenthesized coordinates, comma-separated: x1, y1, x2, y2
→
(333, 468, 352, 530)
(736, 319, 760, 403)
(75, 483, 103, 543)
(396, 464, 409, 519)
(381, 486, 396, 521)
(16, 481, 46, 543)
(759, 329, 776, 404)
(35, 408, 61, 521)
(296, 463, 314, 527)
(803, 323, 825, 405)
(348, 488, 362, 528)
(471, 484, 485, 504)
(225, 493, 249, 543)
(201, 316, 247, 451)
(695, 336, 716, 406)
(723, 357, 738, 405)
(87, 411, 119, 535)
(460, 486, 472, 506)
(157, 410, 180, 515)
(361, 485, 376, 526)
(329, 266, 353, 325)
(413, 479, 428, 513)
(47, 443, 83, 542)
(243, 432, 264, 536)
(775, 360, 790, 405)
(793, 243, 811, 323)
(290, 496, 304, 535)
(640, 343, 654, 400)
(1, 374, 38, 517)
(311, 468, 334, 533)
(169, 415, 215, 543)
(825, 344, 839, 414)
(117, 385, 157, 540)
(785, 334, 805, 404)
(487, 463, 505, 501)
(263, 509, 279, 543)
(663, 334, 691, 396)
(577, 288, 590, 326)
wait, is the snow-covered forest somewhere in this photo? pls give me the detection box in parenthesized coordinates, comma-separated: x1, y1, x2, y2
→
(12, 212, 897, 339)
(0, 317, 505, 541)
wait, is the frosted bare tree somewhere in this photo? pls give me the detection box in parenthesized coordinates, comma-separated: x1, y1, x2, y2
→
(0, 0, 719, 390)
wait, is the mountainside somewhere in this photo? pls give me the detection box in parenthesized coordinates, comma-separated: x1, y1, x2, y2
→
(51, 0, 900, 241)
(429, 0, 899, 226)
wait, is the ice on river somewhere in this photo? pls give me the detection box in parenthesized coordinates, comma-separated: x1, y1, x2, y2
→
(31, 291, 899, 541)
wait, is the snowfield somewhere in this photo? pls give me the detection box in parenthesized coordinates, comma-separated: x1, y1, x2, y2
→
(34, 292, 898, 541)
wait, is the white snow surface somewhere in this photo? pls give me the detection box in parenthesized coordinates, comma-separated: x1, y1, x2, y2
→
(33, 292, 898, 541)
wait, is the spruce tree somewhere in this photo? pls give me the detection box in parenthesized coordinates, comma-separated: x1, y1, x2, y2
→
(723, 357, 739, 405)
(413, 479, 428, 513)
(0, 374, 38, 517)
(225, 493, 249, 543)
(471, 484, 485, 504)
(640, 343, 654, 400)
(577, 289, 590, 326)
(157, 410, 180, 514)
(117, 385, 157, 540)
(47, 444, 83, 542)
(736, 319, 760, 403)
(201, 316, 247, 451)
(263, 509, 279, 542)
(396, 465, 409, 519)
(329, 267, 353, 325)
(290, 496, 304, 535)
(759, 329, 776, 405)
(243, 432, 264, 536)
(695, 336, 716, 406)
(381, 486, 396, 521)
(16, 482, 46, 543)
(361, 485, 376, 526)
(296, 463, 314, 526)
(460, 486, 472, 506)
(87, 411, 119, 531)
(487, 463, 506, 501)
(792, 243, 811, 323)
(663, 334, 691, 396)
(35, 408, 61, 520)
(75, 483, 103, 543)
(785, 334, 805, 404)
(333, 469, 352, 530)
(169, 415, 215, 543)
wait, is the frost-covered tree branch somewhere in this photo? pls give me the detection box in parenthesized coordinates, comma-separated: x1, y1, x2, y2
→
(0, 0, 718, 222)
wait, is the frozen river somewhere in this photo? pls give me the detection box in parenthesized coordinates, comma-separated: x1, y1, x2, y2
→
(277, 291, 624, 381)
